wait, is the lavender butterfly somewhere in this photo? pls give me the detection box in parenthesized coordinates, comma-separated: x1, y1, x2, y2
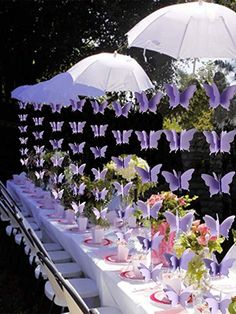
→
(163, 211, 194, 234)
(50, 155, 64, 167)
(93, 207, 108, 220)
(135, 164, 162, 184)
(137, 200, 162, 219)
(71, 202, 86, 215)
(163, 280, 192, 308)
(69, 121, 86, 134)
(35, 158, 45, 168)
(117, 204, 134, 220)
(203, 82, 236, 110)
(69, 142, 85, 155)
(203, 130, 236, 155)
(18, 101, 27, 110)
(112, 101, 132, 118)
(35, 170, 45, 180)
(70, 98, 86, 112)
(135, 130, 162, 150)
(49, 139, 63, 149)
(112, 130, 133, 145)
(33, 103, 43, 111)
(116, 229, 133, 242)
(91, 168, 108, 181)
(52, 189, 64, 200)
(18, 126, 28, 133)
(34, 145, 45, 154)
(203, 214, 235, 238)
(205, 296, 231, 314)
(50, 121, 64, 132)
(90, 146, 107, 159)
(69, 163, 86, 176)
(91, 124, 108, 137)
(203, 254, 236, 277)
(138, 263, 163, 281)
(92, 188, 108, 201)
(51, 103, 63, 113)
(137, 232, 164, 251)
(18, 114, 28, 121)
(165, 83, 197, 109)
(33, 117, 44, 126)
(53, 173, 65, 184)
(19, 137, 28, 145)
(33, 131, 44, 140)
(164, 251, 195, 271)
(113, 182, 133, 197)
(20, 158, 29, 166)
(201, 171, 235, 197)
(20, 148, 29, 156)
(135, 91, 163, 113)
(111, 155, 131, 168)
(71, 183, 86, 196)
(91, 100, 107, 115)
(164, 129, 196, 152)
(162, 169, 194, 191)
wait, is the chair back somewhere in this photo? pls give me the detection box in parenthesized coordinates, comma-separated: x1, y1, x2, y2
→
(0, 181, 18, 209)
(27, 227, 50, 259)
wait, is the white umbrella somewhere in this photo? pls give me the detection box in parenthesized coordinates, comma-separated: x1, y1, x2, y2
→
(67, 52, 154, 92)
(127, 1, 236, 59)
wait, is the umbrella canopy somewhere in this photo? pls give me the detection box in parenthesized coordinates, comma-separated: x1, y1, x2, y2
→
(11, 85, 30, 100)
(126, 1, 236, 59)
(67, 52, 154, 92)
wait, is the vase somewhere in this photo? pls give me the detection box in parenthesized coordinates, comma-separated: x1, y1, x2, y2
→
(92, 226, 104, 244)
(117, 244, 129, 262)
(65, 209, 75, 224)
(77, 216, 88, 231)
(55, 203, 64, 218)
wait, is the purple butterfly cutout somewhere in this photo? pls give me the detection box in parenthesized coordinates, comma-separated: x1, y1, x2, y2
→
(205, 296, 231, 314)
(203, 130, 236, 155)
(135, 164, 162, 183)
(137, 200, 162, 218)
(70, 98, 86, 112)
(90, 146, 107, 159)
(92, 188, 108, 201)
(163, 280, 192, 308)
(93, 207, 108, 220)
(69, 121, 86, 134)
(164, 129, 196, 152)
(138, 263, 163, 281)
(18, 114, 28, 121)
(165, 83, 197, 109)
(112, 101, 132, 118)
(33, 131, 44, 140)
(50, 121, 64, 132)
(116, 229, 133, 242)
(135, 91, 163, 113)
(18, 102, 27, 110)
(91, 100, 107, 114)
(69, 142, 85, 155)
(203, 214, 235, 238)
(112, 130, 133, 145)
(164, 250, 195, 271)
(137, 232, 163, 251)
(113, 182, 133, 197)
(33, 145, 45, 154)
(35, 170, 45, 180)
(163, 211, 194, 234)
(203, 82, 236, 110)
(91, 124, 108, 137)
(135, 130, 162, 150)
(50, 155, 64, 167)
(117, 204, 134, 219)
(52, 189, 64, 200)
(69, 163, 86, 176)
(71, 202, 86, 215)
(111, 155, 131, 168)
(203, 253, 236, 277)
(33, 117, 44, 126)
(19, 148, 29, 156)
(20, 158, 29, 166)
(162, 169, 194, 191)
(51, 103, 63, 113)
(53, 173, 64, 184)
(71, 183, 86, 196)
(33, 103, 43, 111)
(18, 126, 28, 133)
(19, 137, 28, 145)
(35, 158, 45, 168)
(201, 171, 235, 197)
(91, 168, 108, 181)
(49, 139, 63, 149)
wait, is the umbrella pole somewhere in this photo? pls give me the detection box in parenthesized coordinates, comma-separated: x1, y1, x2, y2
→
(192, 58, 197, 75)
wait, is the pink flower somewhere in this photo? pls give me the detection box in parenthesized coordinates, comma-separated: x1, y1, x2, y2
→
(157, 221, 169, 235)
(197, 223, 210, 236)
(178, 197, 186, 206)
(147, 194, 163, 206)
(197, 235, 209, 246)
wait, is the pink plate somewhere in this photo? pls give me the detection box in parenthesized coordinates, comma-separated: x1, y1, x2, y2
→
(105, 254, 132, 264)
(150, 291, 171, 305)
(67, 227, 90, 234)
(38, 204, 54, 210)
(120, 270, 144, 282)
(84, 238, 112, 247)
(57, 218, 76, 225)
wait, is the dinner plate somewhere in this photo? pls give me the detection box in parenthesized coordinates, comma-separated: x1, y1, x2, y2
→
(119, 270, 145, 282)
(67, 227, 90, 234)
(84, 238, 112, 247)
(105, 254, 132, 264)
(150, 291, 171, 307)
(57, 218, 76, 225)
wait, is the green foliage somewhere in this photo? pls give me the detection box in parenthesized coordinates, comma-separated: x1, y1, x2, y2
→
(228, 297, 236, 314)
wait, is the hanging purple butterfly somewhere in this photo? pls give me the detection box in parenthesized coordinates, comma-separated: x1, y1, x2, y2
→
(164, 129, 196, 152)
(162, 169, 194, 191)
(164, 251, 195, 271)
(51, 103, 63, 113)
(90, 146, 107, 159)
(137, 232, 163, 251)
(91, 100, 108, 115)
(91, 124, 108, 137)
(20, 158, 29, 166)
(35, 170, 45, 180)
(112, 101, 132, 118)
(163, 280, 192, 308)
(18, 114, 28, 122)
(203, 214, 235, 239)
(33, 131, 44, 140)
(18, 126, 28, 133)
(135, 91, 163, 113)
(201, 171, 235, 197)
(92, 207, 108, 220)
(138, 263, 163, 281)
(116, 229, 133, 242)
(117, 204, 134, 220)
(33, 103, 43, 111)
(53, 173, 65, 184)
(69, 142, 85, 155)
(69, 121, 86, 134)
(70, 98, 86, 112)
(165, 83, 197, 109)
(50, 155, 64, 167)
(203, 82, 236, 110)
(203, 253, 236, 277)
(33, 145, 45, 154)
(71, 183, 86, 196)
(19, 137, 28, 145)
(69, 163, 86, 176)
(91, 168, 108, 181)
(52, 188, 64, 200)
(35, 158, 45, 168)
(111, 155, 131, 168)
(50, 121, 64, 132)
(19, 148, 29, 156)
(205, 296, 231, 314)
(18, 101, 27, 110)
(203, 130, 236, 155)
(112, 130, 133, 145)
(92, 188, 108, 201)
(163, 211, 194, 234)
(33, 117, 44, 126)
(137, 200, 162, 219)
(71, 202, 86, 215)
(135, 164, 162, 184)
(135, 130, 162, 150)
(113, 182, 133, 197)
(49, 139, 63, 150)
